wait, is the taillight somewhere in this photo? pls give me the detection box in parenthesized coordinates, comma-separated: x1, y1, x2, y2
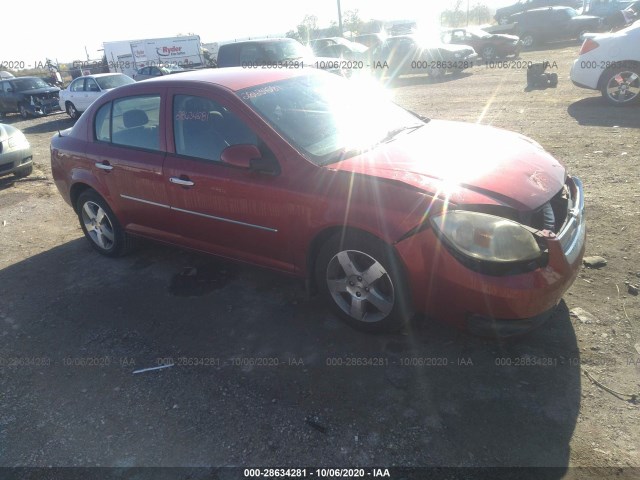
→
(579, 39, 599, 55)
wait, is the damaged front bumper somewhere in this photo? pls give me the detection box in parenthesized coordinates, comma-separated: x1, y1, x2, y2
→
(395, 176, 586, 336)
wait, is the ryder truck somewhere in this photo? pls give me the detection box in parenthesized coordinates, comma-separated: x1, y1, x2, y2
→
(103, 35, 204, 77)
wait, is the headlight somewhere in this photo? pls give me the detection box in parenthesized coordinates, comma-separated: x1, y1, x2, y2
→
(431, 211, 541, 263)
(8, 132, 29, 149)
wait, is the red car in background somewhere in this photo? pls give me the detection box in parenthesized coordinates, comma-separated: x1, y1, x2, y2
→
(50, 68, 585, 336)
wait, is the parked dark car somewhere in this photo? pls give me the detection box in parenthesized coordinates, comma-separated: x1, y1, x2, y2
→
(216, 38, 347, 75)
(0, 76, 62, 119)
(353, 33, 387, 49)
(369, 35, 478, 79)
(441, 27, 522, 60)
(310, 37, 369, 59)
(217, 38, 314, 68)
(495, 0, 583, 24)
(602, 1, 640, 29)
(511, 7, 603, 48)
(50, 67, 585, 336)
(0, 123, 32, 178)
(584, 0, 635, 17)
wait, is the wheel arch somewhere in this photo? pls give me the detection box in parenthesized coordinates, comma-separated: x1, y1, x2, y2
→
(305, 225, 402, 293)
(70, 182, 97, 213)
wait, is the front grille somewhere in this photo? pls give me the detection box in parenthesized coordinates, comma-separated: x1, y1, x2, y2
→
(523, 182, 570, 234)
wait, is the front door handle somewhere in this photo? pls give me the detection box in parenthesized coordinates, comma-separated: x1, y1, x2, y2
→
(95, 161, 113, 171)
(169, 176, 195, 187)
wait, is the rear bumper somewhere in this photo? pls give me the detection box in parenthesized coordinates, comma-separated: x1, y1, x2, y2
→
(570, 58, 600, 90)
(395, 176, 585, 333)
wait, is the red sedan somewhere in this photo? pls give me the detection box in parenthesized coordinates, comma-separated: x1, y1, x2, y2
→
(50, 68, 585, 335)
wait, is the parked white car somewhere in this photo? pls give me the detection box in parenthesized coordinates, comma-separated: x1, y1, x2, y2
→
(570, 20, 640, 105)
(58, 73, 134, 119)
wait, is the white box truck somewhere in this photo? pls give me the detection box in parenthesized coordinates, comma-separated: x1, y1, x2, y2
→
(103, 35, 204, 77)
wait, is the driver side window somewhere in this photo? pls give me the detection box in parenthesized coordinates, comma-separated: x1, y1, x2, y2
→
(173, 94, 258, 162)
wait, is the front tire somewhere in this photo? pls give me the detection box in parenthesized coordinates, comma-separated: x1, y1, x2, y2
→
(66, 102, 79, 120)
(520, 33, 535, 49)
(600, 66, 640, 106)
(18, 104, 29, 119)
(481, 45, 496, 61)
(76, 190, 134, 257)
(315, 231, 413, 333)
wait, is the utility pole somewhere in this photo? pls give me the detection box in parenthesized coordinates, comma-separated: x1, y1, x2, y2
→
(467, 0, 470, 27)
(337, 0, 343, 35)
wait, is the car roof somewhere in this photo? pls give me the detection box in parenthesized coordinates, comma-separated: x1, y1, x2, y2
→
(520, 5, 572, 13)
(139, 66, 319, 91)
(220, 38, 295, 46)
(75, 73, 126, 79)
(6, 76, 43, 81)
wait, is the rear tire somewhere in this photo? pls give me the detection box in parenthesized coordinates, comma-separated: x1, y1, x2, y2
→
(600, 65, 640, 106)
(315, 231, 413, 333)
(76, 190, 135, 257)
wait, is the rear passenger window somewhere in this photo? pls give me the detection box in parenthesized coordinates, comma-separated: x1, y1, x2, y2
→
(93, 95, 161, 150)
(70, 79, 85, 92)
(94, 102, 111, 142)
(112, 95, 161, 150)
(173, 94, 258, 162)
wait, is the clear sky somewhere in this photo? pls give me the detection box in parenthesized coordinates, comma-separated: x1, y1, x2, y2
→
(4, 0, 515, 65)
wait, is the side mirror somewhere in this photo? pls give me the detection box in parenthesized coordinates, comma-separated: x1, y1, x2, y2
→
(221, 144, 260, 169)
(221, 144, 280, 175)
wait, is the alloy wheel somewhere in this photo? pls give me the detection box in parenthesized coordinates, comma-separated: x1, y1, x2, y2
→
(605, 71, 640, 105)
(81, 201, 115, 251)
(325, 249, 395, 323)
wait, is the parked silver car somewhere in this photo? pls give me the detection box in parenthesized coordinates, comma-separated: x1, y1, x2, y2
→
(0, 123, 32, 178)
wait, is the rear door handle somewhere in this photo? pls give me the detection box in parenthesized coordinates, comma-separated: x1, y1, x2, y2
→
(95, 161, 113, 171)
(169, 176, 195, 187)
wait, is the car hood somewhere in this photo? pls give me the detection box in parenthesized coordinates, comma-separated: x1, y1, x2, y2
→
(19, 87, 60, 95)
(492, 33, 520, 42)
(575, 14, 602, 21)
(436, 42, 474, 52)
(329, 120, 566, 211)
(0, 123, 20, 141)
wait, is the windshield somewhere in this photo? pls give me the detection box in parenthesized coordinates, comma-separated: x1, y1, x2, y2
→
(12, 77, 50, 90)
(95, 75, 135, 90)
(263, 40, 312, 60)
(240, 73, 424, 165)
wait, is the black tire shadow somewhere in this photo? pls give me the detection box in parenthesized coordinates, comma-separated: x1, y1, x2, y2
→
(568, 96, 640, 128)
(22, 115, 75, 134)
(0, 175, 16, 191)
(522, 39, 583, 53)
(385, 71, 474, 88)
(0, 237, 580, 471)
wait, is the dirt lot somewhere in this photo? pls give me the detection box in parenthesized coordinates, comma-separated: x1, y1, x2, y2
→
(0, 43, 639, 477)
